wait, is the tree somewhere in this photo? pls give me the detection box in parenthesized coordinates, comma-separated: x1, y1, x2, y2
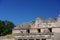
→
(0, 20, 15, 36)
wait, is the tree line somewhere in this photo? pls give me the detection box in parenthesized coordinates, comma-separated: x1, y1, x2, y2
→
(0, 20, 15, 36)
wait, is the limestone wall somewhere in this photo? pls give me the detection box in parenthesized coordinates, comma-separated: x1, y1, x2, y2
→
(12, 30, 20, 34)
(52, 28, 60, 33)
(30, 29, 38, 33)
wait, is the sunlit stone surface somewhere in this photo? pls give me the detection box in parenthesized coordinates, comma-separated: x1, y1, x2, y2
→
(12, 14, 60, 40)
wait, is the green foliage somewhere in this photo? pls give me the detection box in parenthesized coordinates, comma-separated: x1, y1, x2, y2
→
(0, 20, 15, 36)
(6, 34, 14, 38)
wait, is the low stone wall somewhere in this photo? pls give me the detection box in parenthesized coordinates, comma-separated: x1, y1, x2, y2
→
(54, 33, 60, 40)
(0, 36, 15, 40)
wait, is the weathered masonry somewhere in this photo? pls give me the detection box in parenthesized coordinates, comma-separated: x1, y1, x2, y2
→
(12, 14, 60, 40)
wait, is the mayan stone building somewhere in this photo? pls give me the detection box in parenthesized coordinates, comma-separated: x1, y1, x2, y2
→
(12, 15, 60, 40)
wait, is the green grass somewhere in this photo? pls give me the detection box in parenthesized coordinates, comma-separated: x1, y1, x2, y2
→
(6, 34, 14, 38)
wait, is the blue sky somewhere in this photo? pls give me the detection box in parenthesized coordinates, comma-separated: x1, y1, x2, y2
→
(0, 0, 60, 24)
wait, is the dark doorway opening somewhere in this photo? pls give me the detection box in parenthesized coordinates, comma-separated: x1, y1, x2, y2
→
(29, 39, 34, 40)
(42, 39, 46, 40)
(48, 28, 52, 32)
(24, 39, 27, 40)
(18, 39, 22, 40)
(38, 29, 41, 33)
(27, 29, 30, 33)
(36, 39, 40, 40)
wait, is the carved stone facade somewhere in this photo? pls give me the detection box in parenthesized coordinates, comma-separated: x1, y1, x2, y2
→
(12, 14, 60, 40)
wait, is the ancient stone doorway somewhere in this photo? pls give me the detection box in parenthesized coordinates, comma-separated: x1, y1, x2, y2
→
(18, 39, 22, 40)
(42, 39, 46, 40)
(29, 39, 34, 40)
(27, 29, 30, 33)
(24, 39, 27, 40)
(48, 28, 52, 32)
(38, 29, 41, 33)
(36, 39, 40, 40)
